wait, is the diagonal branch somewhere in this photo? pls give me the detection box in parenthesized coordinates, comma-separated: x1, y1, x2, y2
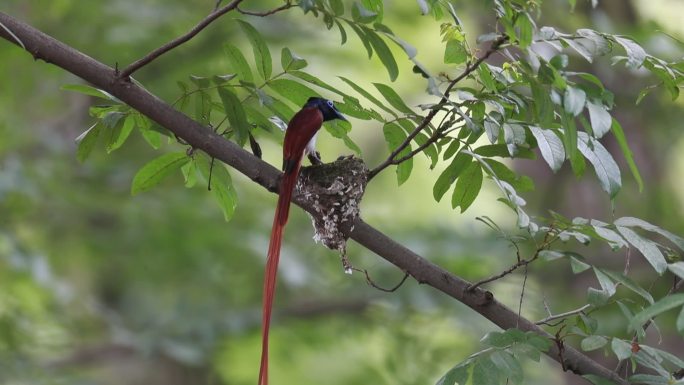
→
(0, 12, 628, 385)
(118, 0, 245, 79)
(237, 1, 295, 17)
(367, 35, 507, 180)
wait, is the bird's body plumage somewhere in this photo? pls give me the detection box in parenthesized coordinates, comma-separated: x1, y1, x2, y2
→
(259, 98, 345, 385)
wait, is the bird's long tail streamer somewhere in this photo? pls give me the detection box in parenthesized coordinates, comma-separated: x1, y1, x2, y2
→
(258, 163, 300, 385)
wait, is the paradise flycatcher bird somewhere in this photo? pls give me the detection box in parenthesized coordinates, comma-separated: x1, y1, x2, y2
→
(259, 97, 347, 385)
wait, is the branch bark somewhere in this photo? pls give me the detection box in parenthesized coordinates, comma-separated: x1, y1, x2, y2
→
(0, 12, 627, 385)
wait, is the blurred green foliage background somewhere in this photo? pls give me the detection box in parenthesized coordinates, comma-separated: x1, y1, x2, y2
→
(1, 1, 683, 384)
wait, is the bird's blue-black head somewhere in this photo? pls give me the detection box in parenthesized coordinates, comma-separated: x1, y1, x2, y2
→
(305, 97, 347, 122)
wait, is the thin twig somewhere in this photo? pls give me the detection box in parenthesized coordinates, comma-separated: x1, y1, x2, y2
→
(467, 253, 531, 291)
(367, 35, 507, 180)
(467, 230, 557, 291)
(342, 253, 410, 293)
(362, 270, 410, 292)
(118, 0, 245, 79)
(517, 265, 528, 327)
(536, 304, 591, 325)
(237, 2, 294, 17)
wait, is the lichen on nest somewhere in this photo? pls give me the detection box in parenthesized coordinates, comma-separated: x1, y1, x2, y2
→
(295, 156, 368, 252)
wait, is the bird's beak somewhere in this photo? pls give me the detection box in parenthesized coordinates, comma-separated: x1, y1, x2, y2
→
(335, 109, 348, 121)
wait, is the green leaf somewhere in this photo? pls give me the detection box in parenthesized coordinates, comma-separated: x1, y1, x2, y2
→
(383, 123, 413, 185)
(629, 293, 684, 331)
(610, 119, 643, 191)
(433, 152, 471, 202)
(290, 71, 353, 100)
(562, 37, 595, 63)
(352, 1, 378, 23)
(524, 332, 551, 352)
(614, 36, 646, 69)
(586, 100, 611, 138)
(561, 112, 582, 175)
(62, 84, 117, 101)
(224, 44, 254, 83)
(489, 351, 523, 384)
(452, 161, 482, 212)
(577, 133, 621, 197)
(569, 254, 591, 273)
(581, 335, 607, 351)
(592, 224, 627, 249)
(614, 217, 684, 252)
(564, 86, 586, 116)
(669, 262, 684, 280)
(75, 123, 102, 162)
(131, 152, 190, 195)
(474, 144, 535, 159)
(677, 306, 684, 335)
(137, 117, 164, 150)
(481, 329, 526, 347)
(342, 134, 362, 155)
(365, 29, 399, 81)
(472, 358, 500, 385)
(577, 313, 598, 335)
(281, 47, 307, 71)
(339, 76, 396, 116)
(611, 338, 632, 361)
(416, 0, 429, 15)
(106, 113, 135, 153)
(515, 13, 534, 48)
(444, 40, 468, 64)
(373, 83, 412, 114)
(592, 268, 616, 297)
(601, 269, 654, 304)
(483, 159, 534, 192)
(436, 364, 469, 385)
(237, 20, 272, 80)
(334, 20, 348, 44)
(529, 126, 565, 172)
(634, 350, 670, 377)
(189, 75, 210, 88)
(442, 140, 461, 160)
(329, 0, 345, 15)
(101, 110, 125, 128)
(629, 374, 671, 385)
(267, 78, 318, 107)
(616, 225, 668, 274)
(587, 287, 610, 306)
(479, 64, 497, 92)
(530, 81, 554, 126)
(217, 87, 251, 146)
(362, 0, 383, 20)
(502, 123, 526, 157)
(196, 156, 238, 221)
(346, 21, 373, 58)
(212, 74, 237, 85)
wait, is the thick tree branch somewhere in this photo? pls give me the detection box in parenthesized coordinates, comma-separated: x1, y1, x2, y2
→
(118, 0, 245, 79)
(0, 12, 627, 385)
